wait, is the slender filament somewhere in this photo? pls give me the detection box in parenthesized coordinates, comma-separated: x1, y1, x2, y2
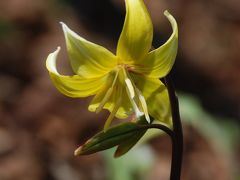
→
(124, 77, 143, 119)
(136, 88, 150, 122)
(103, 86, 122, 132)
(96, 71, 119, 113)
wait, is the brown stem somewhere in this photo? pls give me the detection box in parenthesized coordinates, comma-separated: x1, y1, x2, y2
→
(164, 74, 183, 180)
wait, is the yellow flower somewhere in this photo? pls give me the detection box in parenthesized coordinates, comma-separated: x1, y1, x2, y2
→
(46, 0, 178, 131)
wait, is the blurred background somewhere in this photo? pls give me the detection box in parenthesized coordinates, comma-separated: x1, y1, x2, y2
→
(0, 0, 239, 179)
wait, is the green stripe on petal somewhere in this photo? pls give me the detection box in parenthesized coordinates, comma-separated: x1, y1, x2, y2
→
(116, 0, 153, 64)
(132, 74, 172, 125)
(46, 47, 107, 97)
(61, 22, 118, 78)
(135, 11, 178, 78)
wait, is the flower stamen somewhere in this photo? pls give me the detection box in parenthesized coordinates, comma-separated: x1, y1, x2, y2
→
(124, 77, 143, 119)
(136, 88, 150, 123)
(96, 71, 119, 113)
(125, 78, 135, 98)
(124, 69, 150, 122)
(103, 86, 122, 132)
(96, 87, 113, 113)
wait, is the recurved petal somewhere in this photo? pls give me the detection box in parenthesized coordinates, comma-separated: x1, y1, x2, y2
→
(46, 47, 107, 97)
(116, 0, 153, 64)
(61, 22, 118, 78)
(132, 74, 172, 125)
(135, 11, 178, 78)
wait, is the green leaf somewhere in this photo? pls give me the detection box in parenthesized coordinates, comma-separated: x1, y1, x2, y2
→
(114, 130, 146, 158)
(114, 117, 148, 158)
(74, 122, 147, 156)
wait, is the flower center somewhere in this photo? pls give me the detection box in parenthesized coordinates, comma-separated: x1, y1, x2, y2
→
(118, 67, 150, 122)
(117, 63, 135, 72)
(99, 64, 150, 132)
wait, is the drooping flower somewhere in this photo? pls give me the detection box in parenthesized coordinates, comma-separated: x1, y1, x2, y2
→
(46, 0, 178, 131)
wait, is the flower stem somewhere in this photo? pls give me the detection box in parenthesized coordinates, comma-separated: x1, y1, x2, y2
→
(140, 124, 174, 138)
(164, 74, 183, 180)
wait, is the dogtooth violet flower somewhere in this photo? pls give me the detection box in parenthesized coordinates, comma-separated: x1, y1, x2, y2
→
(46, 0, 178, 131)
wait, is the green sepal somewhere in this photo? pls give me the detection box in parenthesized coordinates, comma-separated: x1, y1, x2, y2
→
(74, 121, 147, 156)
(114, 116, 149, 158)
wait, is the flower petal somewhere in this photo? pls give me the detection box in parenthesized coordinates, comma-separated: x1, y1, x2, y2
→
(135, 11, 178, 78)
(116, 0, 153, 64)
(132, 74, 171, 125)
(61, 22, 118, 78)
(46, 47, 107, 97)
(88, 79, 132, 119)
